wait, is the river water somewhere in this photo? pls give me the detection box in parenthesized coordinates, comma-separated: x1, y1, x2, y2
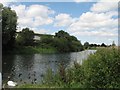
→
(2, 50, 96, 85)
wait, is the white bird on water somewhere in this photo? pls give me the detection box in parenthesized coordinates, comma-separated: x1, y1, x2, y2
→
(7, 81, 17, 87)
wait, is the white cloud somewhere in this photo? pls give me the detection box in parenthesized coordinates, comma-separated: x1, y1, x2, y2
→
(67, 11, 118, 37)
(54, 13, 75, 27)
(31, 28, 51, 34)
(71, 30, 117, 37)
(91, 2, 118, 13)
(10, 4, 55, 29)
(26, 5, 55, 18)
(67, 0, 118, 40)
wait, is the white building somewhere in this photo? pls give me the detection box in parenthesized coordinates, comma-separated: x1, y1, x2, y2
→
(33, 35, 41, 41)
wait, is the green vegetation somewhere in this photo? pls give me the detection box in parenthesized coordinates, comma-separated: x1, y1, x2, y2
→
(16, 28, 34, 46)
(2, 5, 17, 52)
(5, 46, 57, 54)
(15, 29, 84, 54)
(18, 47, 120, 88)
(84, 42, 89, 49)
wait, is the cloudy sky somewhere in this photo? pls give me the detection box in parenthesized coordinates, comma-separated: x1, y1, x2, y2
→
(1, 0, 119, 45)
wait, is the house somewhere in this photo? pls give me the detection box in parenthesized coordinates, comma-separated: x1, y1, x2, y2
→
(33, 35, 41, 41)
(16, 32, 53, 41)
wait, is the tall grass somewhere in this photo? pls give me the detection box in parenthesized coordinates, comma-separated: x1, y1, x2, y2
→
(42, 47, 120, 88)
(6, 46, 57, 54)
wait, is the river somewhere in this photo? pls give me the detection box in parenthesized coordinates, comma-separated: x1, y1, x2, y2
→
(2, 50, 96, 85)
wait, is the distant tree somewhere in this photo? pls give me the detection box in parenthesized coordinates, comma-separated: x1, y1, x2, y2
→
(84, 42, 89, 49)
(16, 28, 34, 46)
(53, 30, 83, 52)
(55, 30, 70, 38)
(53, 38, 70, 52)
(40, 35, 54, 48)
(112, 41, 116, 47)
(2, 5, 17, 50)
(70, 36, 78, 41)
(101, 43, 107, 47)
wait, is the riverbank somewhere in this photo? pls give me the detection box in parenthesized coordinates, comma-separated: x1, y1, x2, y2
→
(4, 46, 58, 54)
(14, 47, 120, 88)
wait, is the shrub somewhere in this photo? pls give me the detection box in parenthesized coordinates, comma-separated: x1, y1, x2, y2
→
(82, 47, 120, 88)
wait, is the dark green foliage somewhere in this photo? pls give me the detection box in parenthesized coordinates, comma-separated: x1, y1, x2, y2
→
(2, 6, 17, 50)
(112, 41, 116, 46)
(53, 30, 83, 52)
(82, 47, 120, 88)
(84, 42, 89, 49)
(16, 28, 34, 46)
(55, 30, 69, 38)
(15, 30, 83, 53)
(40, 35, 54, 46)
(53, 37, 70, 52)
(101, 43, 107, 47)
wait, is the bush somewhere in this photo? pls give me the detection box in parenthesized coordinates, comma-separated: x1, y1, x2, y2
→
(82, 47, 120, 88)
(43, 47, 120, 88)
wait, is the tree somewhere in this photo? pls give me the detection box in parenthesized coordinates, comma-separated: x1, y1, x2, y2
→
(101, 43, 107, 47)
(16, 28, 34, 46)
(55, 30, 70, 38)
(2, 6, 17, 50)
(53, 30, 83, 52)
(53, 37, 70, 52)
(112, 41, 116, 47)
(84, 42, 89, 49)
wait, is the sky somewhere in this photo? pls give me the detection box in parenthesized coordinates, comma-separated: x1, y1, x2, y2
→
(0, 0, 119, 45)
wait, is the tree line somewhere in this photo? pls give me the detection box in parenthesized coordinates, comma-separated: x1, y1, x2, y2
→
(16, 28, 84, 52)
(84, 41, 116, 49)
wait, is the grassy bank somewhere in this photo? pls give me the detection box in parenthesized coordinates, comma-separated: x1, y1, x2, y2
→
(17, 47, 120, 88)
(6, 46, 58, 54)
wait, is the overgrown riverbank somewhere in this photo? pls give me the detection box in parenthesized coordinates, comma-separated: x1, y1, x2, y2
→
(4, 46, 58, 54)
(17, 47, 120, 88)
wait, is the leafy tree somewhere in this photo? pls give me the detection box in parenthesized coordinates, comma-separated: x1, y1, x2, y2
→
(101, 43, 107, 47)
(70, 36, 78, 41)
(55, 30, 70, 38)
(53, 30, 83, 52)
(2, 6, 17, 50)
(40, 35, 54, 48)
(84, 42, 89, 49)
(53, 37, 69, 52)
(16, 28, 34, 46)
(112, 41, 116, 47)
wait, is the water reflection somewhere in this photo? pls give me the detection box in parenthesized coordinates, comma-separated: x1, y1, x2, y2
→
(3, 50, 96, 85)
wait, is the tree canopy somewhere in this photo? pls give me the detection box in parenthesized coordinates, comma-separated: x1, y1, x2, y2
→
(84, 42, 89, 49)
(2, 5, 17, 50)
(16, 28, 34, 46)
(53, 30, 83, 52)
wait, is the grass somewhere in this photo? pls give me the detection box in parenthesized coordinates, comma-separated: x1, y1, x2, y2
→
(6, 46, 58, 54)
(12, 47, 120, 88)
